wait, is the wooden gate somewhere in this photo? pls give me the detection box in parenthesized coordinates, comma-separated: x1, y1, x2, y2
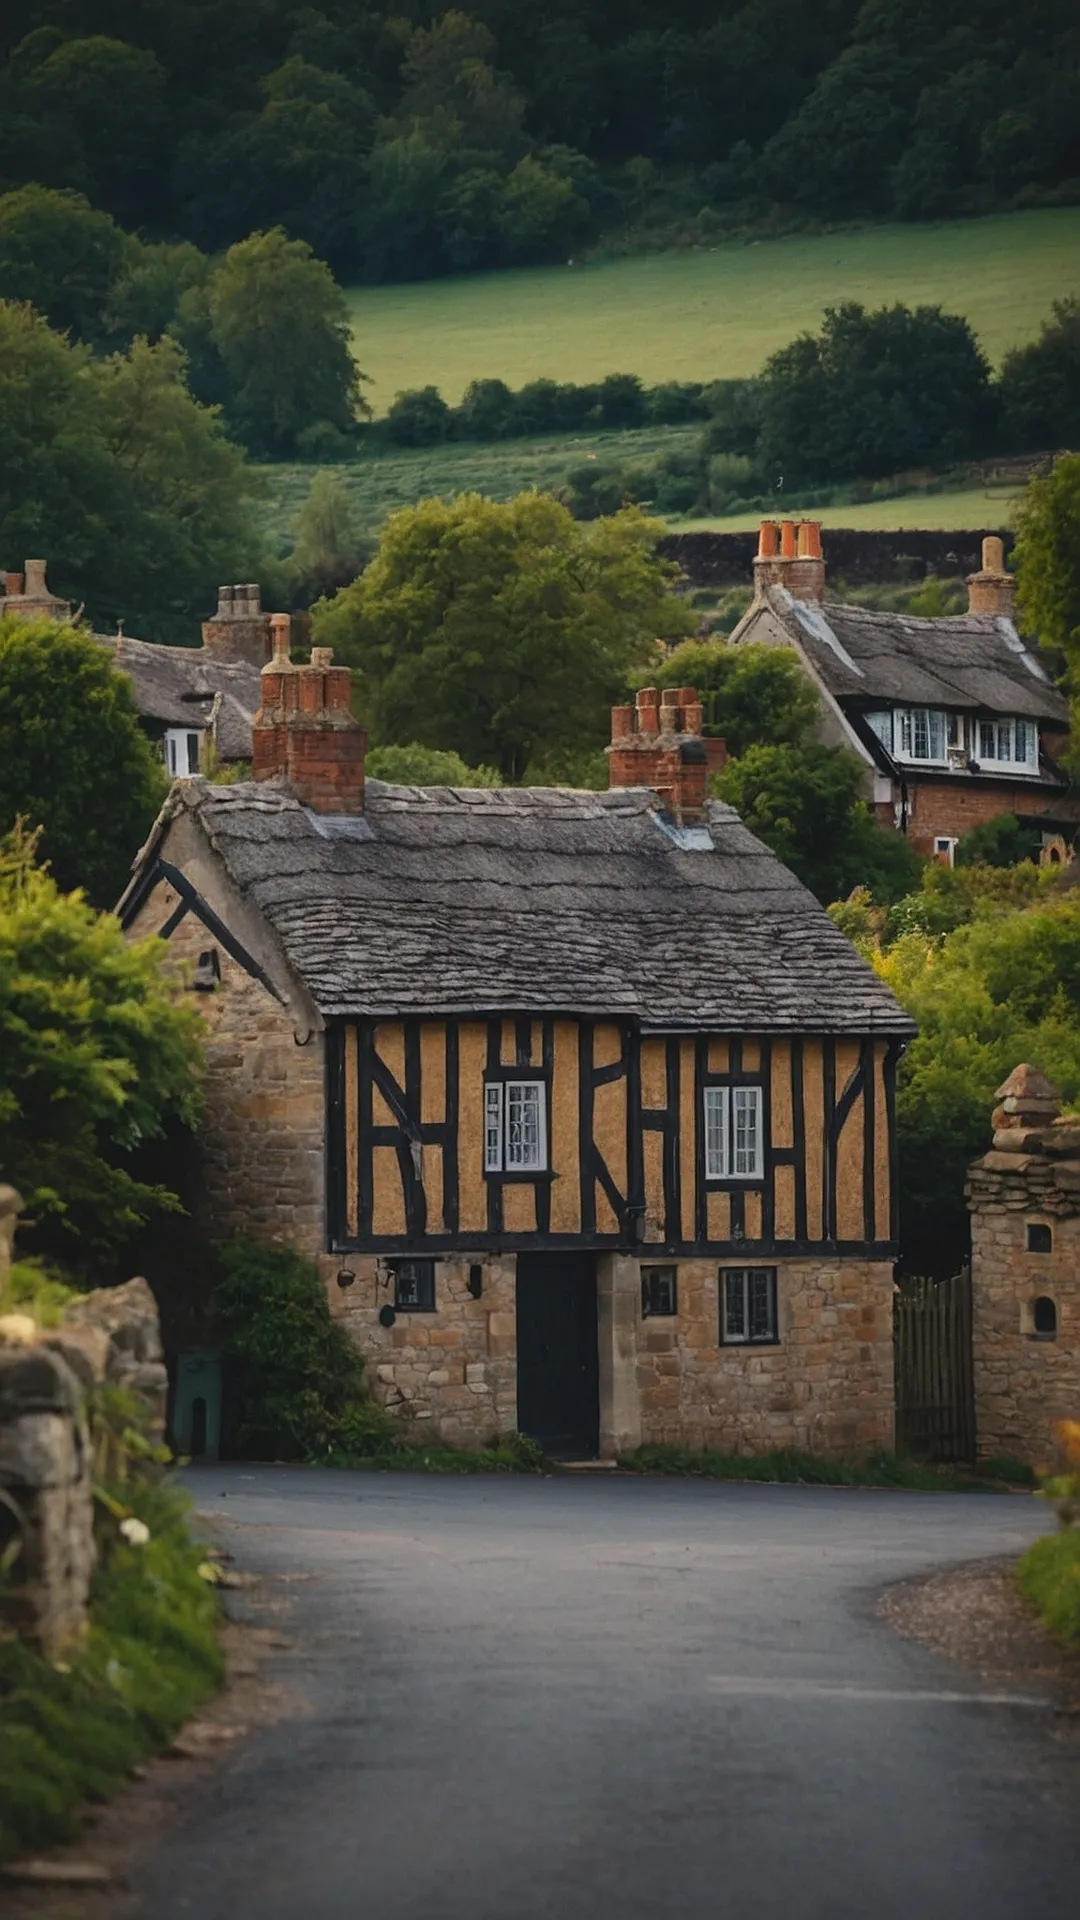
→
(894, 1271, 976, 1463)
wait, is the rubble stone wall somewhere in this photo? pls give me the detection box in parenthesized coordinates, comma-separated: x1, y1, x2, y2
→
(967, 1068, 1080, 1465)
(326, 1251, 895, 1458)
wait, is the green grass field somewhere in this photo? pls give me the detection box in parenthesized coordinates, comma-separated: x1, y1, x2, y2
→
(673, 485, 1021, 534)
(347, 209, 1080, 412)
(259, 423, 700, 551)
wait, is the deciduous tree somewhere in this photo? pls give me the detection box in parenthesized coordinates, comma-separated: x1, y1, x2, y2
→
(312, 492, 690, 780)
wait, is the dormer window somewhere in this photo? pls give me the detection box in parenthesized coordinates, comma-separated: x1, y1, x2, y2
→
(976, 717, 1037, 770)
(164, 728, 201, 776)
(895, 708, 947, 764)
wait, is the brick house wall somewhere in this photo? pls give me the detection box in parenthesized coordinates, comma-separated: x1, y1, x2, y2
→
(902, 776, 1070, 857)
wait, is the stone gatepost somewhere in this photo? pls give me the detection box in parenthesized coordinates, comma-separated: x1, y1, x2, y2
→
(967, 1063, 1080, 1465)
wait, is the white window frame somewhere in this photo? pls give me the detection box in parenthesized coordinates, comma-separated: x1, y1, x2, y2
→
(865, 711, 893, 751)
(722, 1267, 779, 1345)
(894, 707, 948, 766)
(933, 836, 958, 868)
(164, 727, 201, 777)
(702, 1085, 764, 1181)
(975, 715, 1038, 770)
(483, 1078, 547, 1173)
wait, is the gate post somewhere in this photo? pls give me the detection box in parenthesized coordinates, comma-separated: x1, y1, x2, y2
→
(596, 1253, 641, 1459)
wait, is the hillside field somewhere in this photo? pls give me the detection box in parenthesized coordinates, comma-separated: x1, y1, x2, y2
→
(676, 487, 1020, 534)
(347, 209, 1080, 412)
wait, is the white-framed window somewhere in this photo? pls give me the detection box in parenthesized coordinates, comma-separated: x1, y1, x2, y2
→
(895, 707, 947, 764)
(722, 1267, 778, 1344)
(933, 836, 958, 868)
(484, 1079, 547, 1173)
(164, 728, 201, 776)
(975, 716, 1038, 769)
(865, 711, 893, 750)
(702, 1085, 764, 1180)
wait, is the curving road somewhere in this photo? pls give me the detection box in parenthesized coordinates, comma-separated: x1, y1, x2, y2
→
(134, 1468, 1079, 1920)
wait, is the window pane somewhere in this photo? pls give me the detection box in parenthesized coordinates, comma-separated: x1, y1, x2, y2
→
(506, 1081, 543, 1169)
(642, 1266, 677, 1317)
(898, 710, 912, 755)
(1015, 719, 1034, 765)
(997, 721, 1012, 761)
(185, 732, 200, 774)
(732, 1087, 762, 1177)
(748, 1270, 774, 1340)
(723, 1270, 746, 1341)
(912, 710, 930, 758)
(927, 711, 945, 760)
(947, 713, 960, 747)
(704, 1087, 728, 1179)
(978, 721, 995, 759)
(866, 712, 892, 748)
(484, 1083, 503, 1171)
(394, 1260, 435, 1311)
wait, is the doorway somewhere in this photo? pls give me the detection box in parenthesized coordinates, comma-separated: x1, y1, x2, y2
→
(515, 1253, 600, 1458)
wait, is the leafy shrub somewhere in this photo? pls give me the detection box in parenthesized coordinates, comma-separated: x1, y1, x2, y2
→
(214, 1239, 395, 1459)
(956, 814, 1043, 868)
(1017, 1421, 1080, 1646)
(366, 743, 501, 786)
(385, 385, 452, 446)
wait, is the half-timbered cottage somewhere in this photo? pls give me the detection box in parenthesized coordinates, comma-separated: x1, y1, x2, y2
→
(120, 617, 914, 1459)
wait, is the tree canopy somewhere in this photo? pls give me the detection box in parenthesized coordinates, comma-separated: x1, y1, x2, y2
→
(0, 301, 264, 638)
(0, 824, 204, 1271)
(1014, 453, 1080, 726)
(649, 639, 818, 757)
(312, 491, 690, 780)
(0, 617, 166, 905)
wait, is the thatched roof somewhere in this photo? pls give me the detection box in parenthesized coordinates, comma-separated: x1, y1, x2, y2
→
(133, 777, 915, 1036)
(98, 635, 261, 756)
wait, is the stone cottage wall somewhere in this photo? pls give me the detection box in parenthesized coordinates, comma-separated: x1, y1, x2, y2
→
(128, 876, 326, 1253)
(968, 1066, 1080, 1465)
(325, 1250, 895, 1458)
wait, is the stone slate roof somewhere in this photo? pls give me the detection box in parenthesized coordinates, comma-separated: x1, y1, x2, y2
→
(98, 635, 261, 756)
(143, 778, 915, 1035)
(769, 590, 1068, 724)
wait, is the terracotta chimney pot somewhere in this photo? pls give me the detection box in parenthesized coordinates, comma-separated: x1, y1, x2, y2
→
(779, 520, 796, 559)
(757, 520, 779, 558)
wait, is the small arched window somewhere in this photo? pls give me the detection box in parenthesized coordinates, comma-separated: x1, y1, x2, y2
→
(1027, 1223, 1052, 1254)
(1033, 1296, 1057, 1338)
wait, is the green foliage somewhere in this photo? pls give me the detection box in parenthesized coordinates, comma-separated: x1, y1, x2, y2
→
(0, 185, 131, 345)
(335, 1431, 549, 1474)
(1016, 1528, 1080, 1645)
(0, 824, 204, 1268)
(287, 470, 371, 603)
(365, 744, 500, 787)
(872, 889, 1080, 1275)
(0, 303, 265, 640)
(196, 229, 367, 459)
(214, 1240, 395, 1461)
(0, 619, 166, 902)
(313, 492, 690, 781)
(717, 742, 920, 905)
(0, 1480, 222, 1865)
(956, 813, 1044, 868)
(999, 298, 1080, 452)
(0, 1259, 75, 1328)
(619, 1443, 1018, 1492)
(1014, 455, 1080, 741)
(756, 303, 994, 488)
(650, 640, 818, 756)
(385, 385, 454, 447)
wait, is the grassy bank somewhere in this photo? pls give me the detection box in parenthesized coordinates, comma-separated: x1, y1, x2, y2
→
(0, 1481, 222, 1864)
(671, 485, 1020, 534)
(1017, 1530, 1080, 1643)
(345, 209, 1080, 412)
(619, 1443, 1034, 1492)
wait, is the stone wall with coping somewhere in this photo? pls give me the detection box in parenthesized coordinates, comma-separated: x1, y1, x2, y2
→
(967, 1065, 1080, 1465)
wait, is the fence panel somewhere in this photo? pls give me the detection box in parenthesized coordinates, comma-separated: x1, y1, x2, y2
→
(894, 1271, 975, 1463)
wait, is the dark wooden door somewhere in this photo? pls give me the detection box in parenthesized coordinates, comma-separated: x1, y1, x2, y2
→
(515, 1254, 599, 1458)
(894, 1270, 976, 1463)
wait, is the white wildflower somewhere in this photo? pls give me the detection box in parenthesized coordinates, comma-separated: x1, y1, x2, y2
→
(119, 1517, 150, 1547)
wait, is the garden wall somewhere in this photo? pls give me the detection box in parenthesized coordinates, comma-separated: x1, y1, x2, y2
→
(660, 529, 1013, 590)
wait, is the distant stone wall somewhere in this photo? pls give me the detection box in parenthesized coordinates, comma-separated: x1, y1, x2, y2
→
(661, 529, 1012, 591)
(967, 1067, 1080, 1465)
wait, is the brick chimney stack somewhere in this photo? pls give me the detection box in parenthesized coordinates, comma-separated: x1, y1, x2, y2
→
(607, 685, 710, 823)
(201, 582, 273, 667)
(252, 617, 366, 814)
(752, 519, 826, 603)
(966, 536, 1016, 618)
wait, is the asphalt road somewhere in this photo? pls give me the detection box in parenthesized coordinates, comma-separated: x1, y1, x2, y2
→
(134, 1468, 1079, 1920)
